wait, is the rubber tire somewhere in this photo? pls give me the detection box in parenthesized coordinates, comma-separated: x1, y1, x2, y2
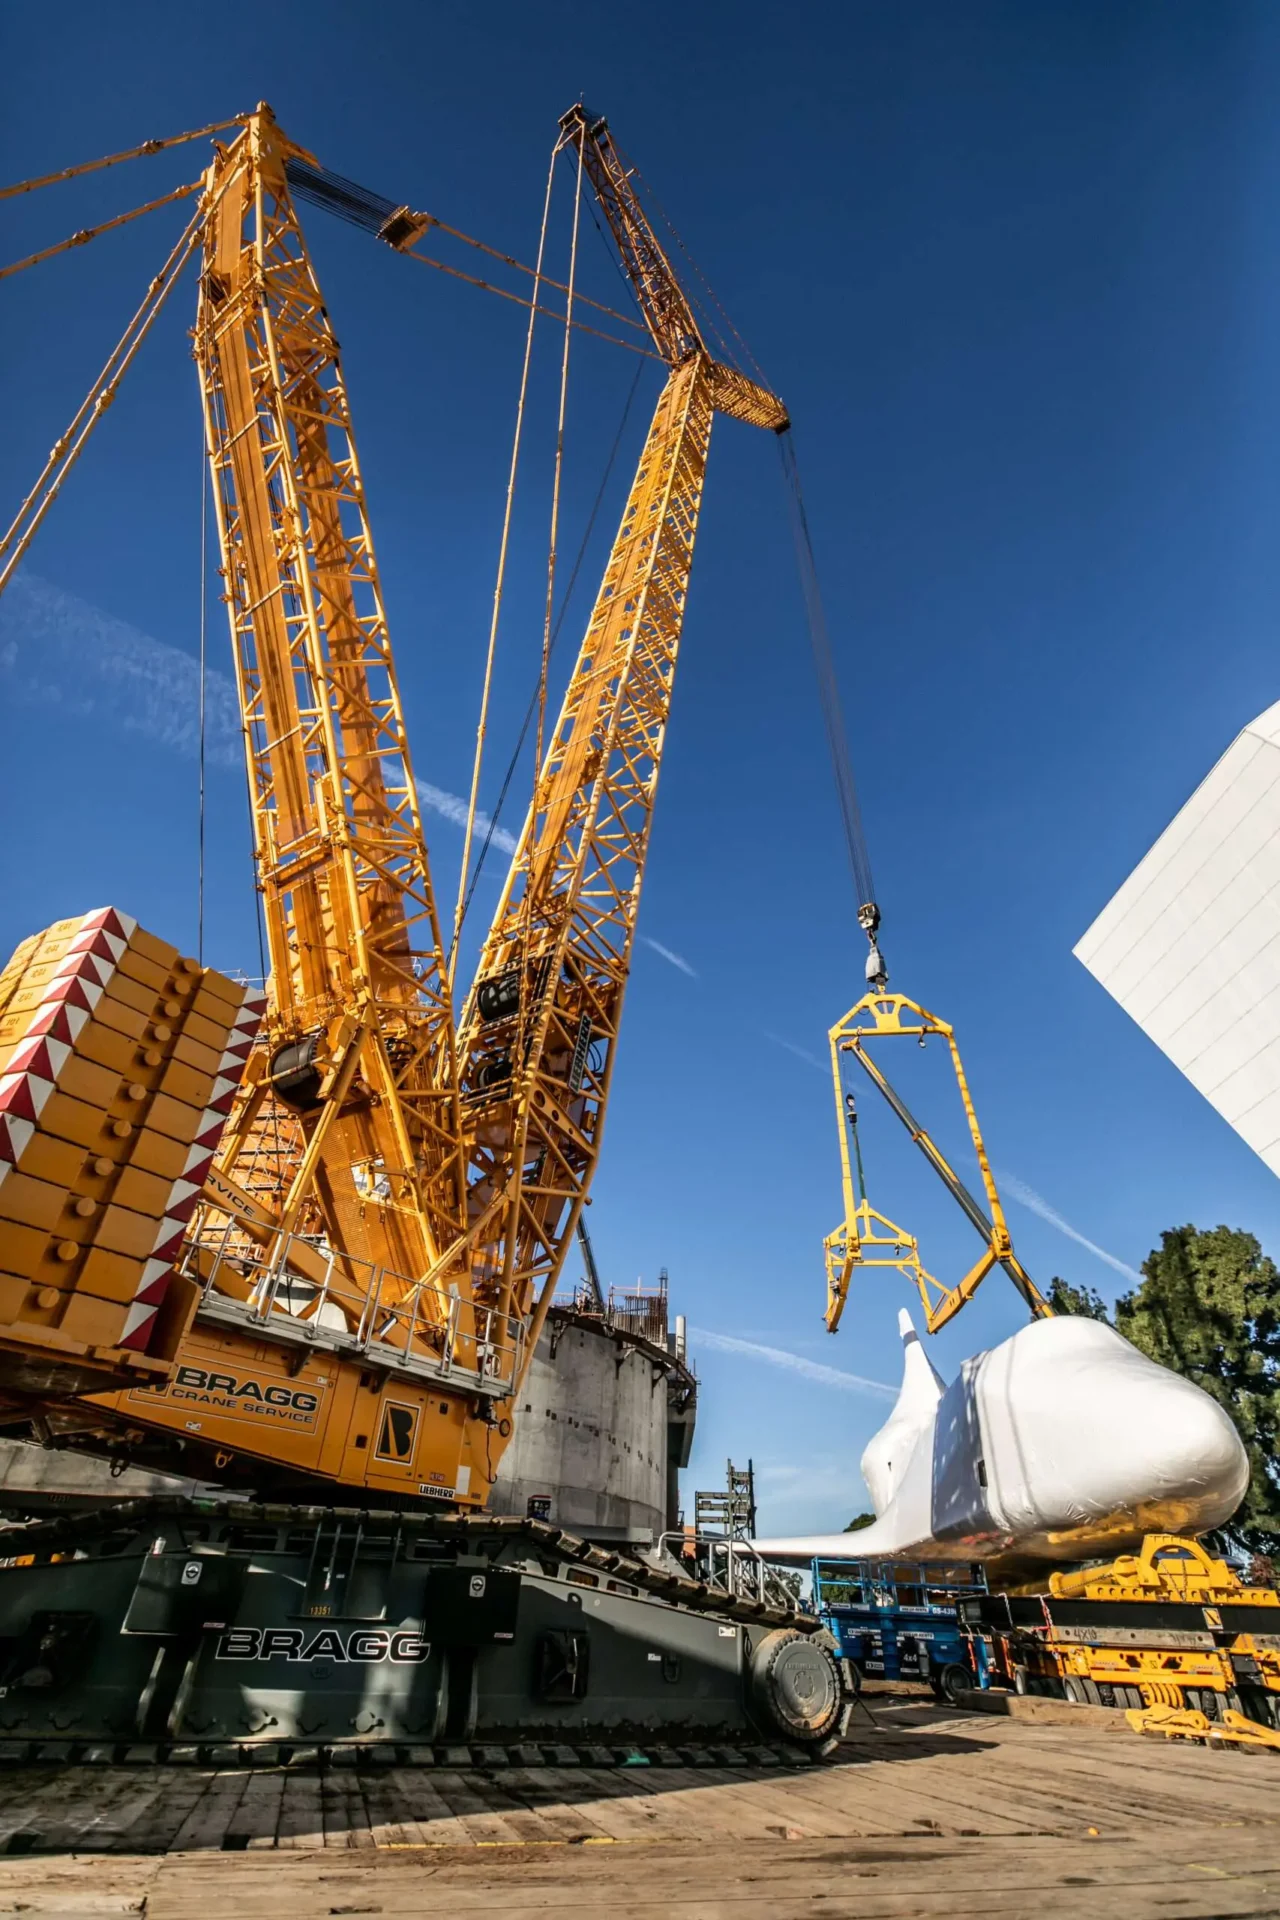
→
(1013, 1668, 1030, 1696)
(1063, 1677, 1086, 1705)
(939, 1662, 975, 1707)
(1240, 1687, 1278, 1730)
(747, 1630, 843, 1746)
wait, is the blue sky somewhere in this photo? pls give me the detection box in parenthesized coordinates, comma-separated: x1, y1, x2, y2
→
(6, 1, 1280, 1533)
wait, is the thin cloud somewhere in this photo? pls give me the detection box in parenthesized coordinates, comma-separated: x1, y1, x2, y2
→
(415, 780, 518, 856)
(690, 1326, 894, 1399)
(0, 574, 525, 869)
(762, 1030, 826, 1072)
(994, 1167, 1142, 1285)
(640, 935, 697, 978)
(0, 571, 241, 767)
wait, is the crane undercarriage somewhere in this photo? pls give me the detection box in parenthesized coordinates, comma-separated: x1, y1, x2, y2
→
(0, 1499, 854, 1760)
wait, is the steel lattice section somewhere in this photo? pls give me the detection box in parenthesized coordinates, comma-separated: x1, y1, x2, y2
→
(194, 113, 466, 1289)
(458, 360, 713, 1330)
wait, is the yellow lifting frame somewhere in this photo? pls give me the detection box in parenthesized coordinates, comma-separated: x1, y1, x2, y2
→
(825, 990, 1053, 1334)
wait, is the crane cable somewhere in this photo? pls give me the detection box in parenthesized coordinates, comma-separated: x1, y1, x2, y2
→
(778, 430, 887, 987)
(0, 177, 203, 282)
(613, 160, 887, 980)
(621, 147, 766, 384)
(454, 359, 645, 943)
(0, 199, 208, 598)
(282, 157, 653, 360)
(449, 140, 560, 978)
(0, 114, 247, 202)
(511, 133, 586, 1093)
(197, 419, 208, 967)
(527, 137, 586, 905)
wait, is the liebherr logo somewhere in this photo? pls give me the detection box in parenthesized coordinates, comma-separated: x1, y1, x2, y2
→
(216, 1627, 429, 1664)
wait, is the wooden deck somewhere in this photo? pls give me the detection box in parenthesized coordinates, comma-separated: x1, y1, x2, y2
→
(0, 1697, 1276, 1916)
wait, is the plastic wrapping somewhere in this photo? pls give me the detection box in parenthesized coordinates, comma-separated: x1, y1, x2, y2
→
(752, 1309, 1249, 1572)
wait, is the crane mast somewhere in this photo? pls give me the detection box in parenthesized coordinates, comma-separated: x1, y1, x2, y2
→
(457, 105, 787, 1362)
(194, 111, 466, 1296)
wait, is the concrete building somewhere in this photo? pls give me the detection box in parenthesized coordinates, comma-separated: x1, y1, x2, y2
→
(492, 1294, 697, 1545)
(1075, 697, 1280, 1175)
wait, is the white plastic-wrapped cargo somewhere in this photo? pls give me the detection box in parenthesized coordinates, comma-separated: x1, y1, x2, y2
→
(751, 1309, 1248, 1571)
(1074, 698, 1280, 1175)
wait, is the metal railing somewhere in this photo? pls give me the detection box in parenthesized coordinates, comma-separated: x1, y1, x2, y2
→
(654, 1528, 792, 1606)
(606, 1278, 669, 1347)
(182, 1228, 523, 1396)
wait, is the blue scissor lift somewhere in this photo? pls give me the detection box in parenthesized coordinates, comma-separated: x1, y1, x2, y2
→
(812, 1557, 987, 1703)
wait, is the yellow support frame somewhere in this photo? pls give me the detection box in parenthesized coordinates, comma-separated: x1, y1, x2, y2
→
(823, 1201, 938, 1336)
(825, 990, 1052, 1333)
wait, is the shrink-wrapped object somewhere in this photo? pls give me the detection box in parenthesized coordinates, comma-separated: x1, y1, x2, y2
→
(753, 1309, 1249, 1577)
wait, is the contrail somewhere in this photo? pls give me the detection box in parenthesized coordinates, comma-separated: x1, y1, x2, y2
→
(415, 780, 518, 855)
(640, 936, 697, 977)
(0, 572, 241, 767)
(994, 1168, 1142, 1284)
(0, 574, 526, 865)
(762, 1030, 826, 1072)
(690, 1326, 894, 1398)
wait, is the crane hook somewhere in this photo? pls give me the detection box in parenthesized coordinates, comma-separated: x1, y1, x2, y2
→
(858, 900, 888, 991)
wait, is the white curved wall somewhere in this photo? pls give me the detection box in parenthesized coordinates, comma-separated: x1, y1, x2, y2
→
(1076, 698, 1280, 1171)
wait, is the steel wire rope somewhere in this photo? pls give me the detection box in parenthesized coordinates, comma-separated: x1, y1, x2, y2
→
(503, 134, 587, 1285)
(400, 245, 656, 358)
(0, 178, 203, 282)
(0, 114, 247, 201)
(0, 192, 218, 597)
(418, 212, 645, 335)
(197, 417, 208, 966)
(582, 193, 648, 325)
(448, 140, 561, 979)
(283, 156, 647, 339)
(454, 359, 645, 941)
(525, 137, 586, 922)
(446, 126, 652, 943)
(778, 430, 879, 930)
(620, 146, 770, 386)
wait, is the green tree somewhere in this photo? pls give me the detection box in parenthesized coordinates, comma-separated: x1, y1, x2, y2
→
(844, 1511, 875, 1532)
(1048, 1277, 1109, 1320)
(1051, 1227, 1280, 1554)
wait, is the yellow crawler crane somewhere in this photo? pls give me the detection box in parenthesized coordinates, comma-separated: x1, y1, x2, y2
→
(0, 104, 788, 1510)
